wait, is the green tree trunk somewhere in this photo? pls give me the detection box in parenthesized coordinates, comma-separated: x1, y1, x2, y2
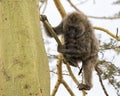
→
(0, 0, 50, 96)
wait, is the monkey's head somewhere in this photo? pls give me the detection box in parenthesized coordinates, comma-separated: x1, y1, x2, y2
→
(63, 12, 89, 35)
(63, 12, 93, 35)
(66, 12, 87, 24)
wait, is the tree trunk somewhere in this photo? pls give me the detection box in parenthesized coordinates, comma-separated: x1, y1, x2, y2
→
(0, 0, 50, 96)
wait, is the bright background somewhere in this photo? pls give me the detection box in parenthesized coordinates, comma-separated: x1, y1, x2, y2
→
(40, 0, 120, 96)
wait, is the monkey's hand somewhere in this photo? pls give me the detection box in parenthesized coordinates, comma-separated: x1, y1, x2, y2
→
(58, 44, 82, 56)
(40, 15, 48, 22)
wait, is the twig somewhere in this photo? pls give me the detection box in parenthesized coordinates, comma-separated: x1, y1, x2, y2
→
(116, 28, 119, 37)
(53, 0, 66, 18)
(62, 79, 75, 96)
(67, 0, 80, 12)
(51, 80, 61, 96)
(50, 46, 76, 96)
(57, 54, 63, 80)
(65, 62, 79, 85)
(41, 0, 48, 14)
(88, 15, 120, 20)
(51, 54, 63, 96)
(82, 90, 87, 96)
(67, 0, 120, 20)
(94, 26, 120, 41)
(50, 70, 69, 76)
(96, 66, 109, 96)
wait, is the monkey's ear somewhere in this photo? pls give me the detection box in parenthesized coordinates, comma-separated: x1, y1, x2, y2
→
(40, 15, 48, 22)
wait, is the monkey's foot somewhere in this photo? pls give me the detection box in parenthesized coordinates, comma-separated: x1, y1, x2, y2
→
(78, 83, 91, 90)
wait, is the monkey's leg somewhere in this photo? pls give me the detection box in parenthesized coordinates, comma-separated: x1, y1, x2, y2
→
(78, 60, 94, 90)
(58, 45, 81, 56)
(63, 55, 78, 67)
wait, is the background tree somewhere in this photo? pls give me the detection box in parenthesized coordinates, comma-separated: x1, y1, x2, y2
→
(0, 0, 50, 96)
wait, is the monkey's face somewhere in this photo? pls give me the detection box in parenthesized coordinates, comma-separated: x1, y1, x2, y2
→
(63, 14, 86, 36)
(63, 22, 85, 37)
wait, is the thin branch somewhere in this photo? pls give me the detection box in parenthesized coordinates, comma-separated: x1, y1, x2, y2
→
(116, 28, 119, 37)
(51, 54, 63, 96)
(62, 79, 75, 96)
(108, 77, 120, 96)
(82, 91, 87, 96)
(67, 0, 120, 20)
(51, 80, 61, 96)
(94, 26, 120, 41)
(88, 15, 120, 20)
(65, 62, 79, 85)
(67, 0, 80, 12)
(95, 66, 109, 96)
(99, 45, 120, 52)
(57, 54, 63, 80)
(41, 0, 48, 14)
(50, 70, 69, 76)
(50, 54, 76, 96)
(39, 1, 45, 8)
(53, 0, 66, 18)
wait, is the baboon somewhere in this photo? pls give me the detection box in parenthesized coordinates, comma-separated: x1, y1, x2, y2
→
(41, 11, 99, 90)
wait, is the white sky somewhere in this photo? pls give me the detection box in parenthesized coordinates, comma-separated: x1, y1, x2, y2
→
(40, 0, 120, 96)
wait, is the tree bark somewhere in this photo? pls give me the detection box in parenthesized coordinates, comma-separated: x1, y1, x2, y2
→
(0, 0, 50, 96)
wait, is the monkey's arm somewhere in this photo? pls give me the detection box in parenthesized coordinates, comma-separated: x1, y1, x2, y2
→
(57, 44, 85, 56)
(58, 41, 98, 59)
(53, 21, 63, 35)
(41, 15, 63, 37)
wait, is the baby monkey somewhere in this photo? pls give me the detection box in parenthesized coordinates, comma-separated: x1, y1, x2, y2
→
(41, 12, 99, 90)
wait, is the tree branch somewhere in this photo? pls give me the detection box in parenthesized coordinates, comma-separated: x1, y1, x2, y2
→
(53, 0, 66, 18)
(62, 79, 75, 96)
(94, 26, 120, 41)
(95, 66, 109, 96)
(67, 0, 120, 20)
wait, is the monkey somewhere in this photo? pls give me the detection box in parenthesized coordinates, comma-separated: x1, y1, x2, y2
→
(41, 11, 99, 90)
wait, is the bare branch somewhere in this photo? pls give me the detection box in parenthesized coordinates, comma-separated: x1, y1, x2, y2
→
(53, 0, 66, 18)
(94, 26, 120, 41)
(88, 15, 120, 20)
(51, 80, 61, 96)
(67, 0, 120, 20)
(62, 79, 75, 96)
(95, 66, 109, 96)
(41, 0, 48, 14)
